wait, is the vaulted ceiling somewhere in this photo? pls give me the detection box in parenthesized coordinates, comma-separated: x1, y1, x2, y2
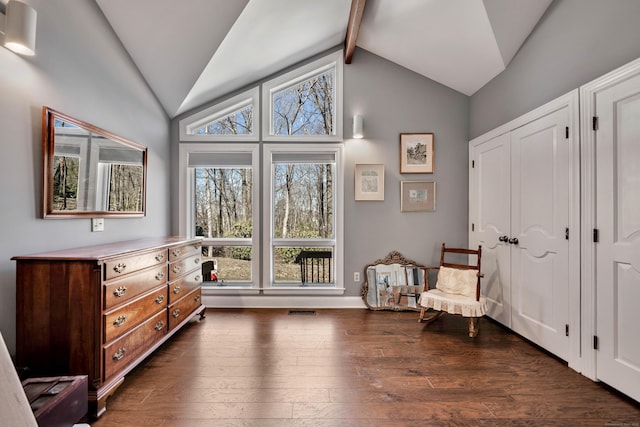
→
(95, 0, 552, 119)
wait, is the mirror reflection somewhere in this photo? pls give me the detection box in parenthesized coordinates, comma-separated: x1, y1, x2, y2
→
(361, 251, 427, 311)
(43, 106, 147, 217)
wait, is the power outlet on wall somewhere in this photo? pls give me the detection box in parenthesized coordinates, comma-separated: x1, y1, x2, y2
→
(91, 218, 104, 232)
(353, 272, 360, 282)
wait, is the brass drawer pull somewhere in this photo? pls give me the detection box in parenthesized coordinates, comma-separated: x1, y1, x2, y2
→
(155, 253, 165, 262)
(194, 258, 200, 264)
(194, 275, 201, 282)
(113, 263, 127, 274)
(172, 248, 182, 257)
(113, 347, 126, 361)
(155, 294, 164, 304)
(195, 294, 201, 302)
(113, 286, 127, 297)
(172, 309, 180, 318)
(173, 286, 181, 294)
(195, 243, 201, 250)
(155, 271, 165, 281)
(154, 321, 165, 331)
(172, 265, 182, 274)
(113, 315, 126, 327)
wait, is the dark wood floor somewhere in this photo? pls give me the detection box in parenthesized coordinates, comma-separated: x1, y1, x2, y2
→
(90, 309, 639, 427)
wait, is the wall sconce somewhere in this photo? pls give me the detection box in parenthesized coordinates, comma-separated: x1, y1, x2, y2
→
(0, 0, 37, 56)
(352, 115, 363, 139)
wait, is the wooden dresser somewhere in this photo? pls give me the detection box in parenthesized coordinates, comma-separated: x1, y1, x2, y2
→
(12, 237, 205, 418)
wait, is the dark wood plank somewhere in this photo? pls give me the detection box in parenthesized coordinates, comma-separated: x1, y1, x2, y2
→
(344, 0, 367, 64)
(89, 309, 640, 426)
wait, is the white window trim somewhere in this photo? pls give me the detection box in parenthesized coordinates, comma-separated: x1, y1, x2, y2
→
(178, 143, 261, 290)
(179, 87, 260, 142)
(262, 50, 344, 142)
(262, 143, 344, 295)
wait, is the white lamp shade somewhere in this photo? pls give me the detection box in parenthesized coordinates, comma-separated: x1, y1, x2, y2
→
(352, 115, 363, 139)
(4, 0, 37, 56)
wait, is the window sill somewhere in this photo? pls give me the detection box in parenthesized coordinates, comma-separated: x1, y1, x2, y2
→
(202, 286, 260, 296)
(263, 287, 345, 296)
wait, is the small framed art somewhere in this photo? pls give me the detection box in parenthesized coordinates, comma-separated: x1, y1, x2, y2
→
(400, 133, 434, 173)
(401, 180, 436, 212)
(355, 164, 384, 201)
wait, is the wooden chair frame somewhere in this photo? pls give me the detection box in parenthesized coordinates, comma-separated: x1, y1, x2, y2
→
(418, 243, 484, 337)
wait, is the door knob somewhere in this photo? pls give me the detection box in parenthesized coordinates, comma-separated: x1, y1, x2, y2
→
(498, 235, 509, 242)
(508, 237, 519, 245)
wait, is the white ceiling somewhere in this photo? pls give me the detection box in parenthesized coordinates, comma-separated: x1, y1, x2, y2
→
(96, 0, 552, 118)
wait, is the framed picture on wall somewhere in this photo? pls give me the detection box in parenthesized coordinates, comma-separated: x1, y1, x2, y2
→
(355, 164, 384, 201)
(401, 180, 436, 212)
(400, 133, 434, 173)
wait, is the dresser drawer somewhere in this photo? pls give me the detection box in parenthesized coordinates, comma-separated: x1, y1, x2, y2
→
(168, 253, 201, 281)
(168, 268, 202, 305)
(168, 241, 201, 262)
(168, 288, 202, 330)
(104, 265, 167, 310)
(104, 249, 167, 281)
(103, 310, 167, 381)
(103, 285, 167, 343)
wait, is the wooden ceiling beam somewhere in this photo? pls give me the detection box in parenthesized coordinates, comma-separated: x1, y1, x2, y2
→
(344, 0, 366, 64)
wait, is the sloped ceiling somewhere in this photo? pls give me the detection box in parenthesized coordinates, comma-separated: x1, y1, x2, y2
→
(96, 0, 552, 118)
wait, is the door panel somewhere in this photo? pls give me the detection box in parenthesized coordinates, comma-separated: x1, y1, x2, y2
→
(510, 108, 570, 360)
(595, 73, 640, 402)
(471, 133, 511, 326)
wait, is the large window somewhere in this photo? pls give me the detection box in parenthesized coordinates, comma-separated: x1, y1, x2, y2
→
(179, 51, 344, 294)
(179, 146, 260, 289)
(264, 147, 342, 291)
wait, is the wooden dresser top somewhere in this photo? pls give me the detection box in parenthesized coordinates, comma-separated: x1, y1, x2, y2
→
(11, 237, 201, 262)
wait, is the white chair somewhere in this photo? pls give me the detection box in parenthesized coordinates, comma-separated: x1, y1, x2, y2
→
(418, 243, 486, 337)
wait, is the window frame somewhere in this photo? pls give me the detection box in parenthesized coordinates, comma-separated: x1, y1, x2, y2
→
(179, 87, 260, 142)
(178, 143, 261, 292)
(262, 143, 344, 295)
(262, 50, 343, 142)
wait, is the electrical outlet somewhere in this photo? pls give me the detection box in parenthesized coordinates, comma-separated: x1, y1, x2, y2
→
(353, 272, 360, 282)
(91, 218, 104, 232)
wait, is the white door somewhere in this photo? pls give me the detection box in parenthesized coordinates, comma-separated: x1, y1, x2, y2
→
(470, 133, 511, 327)
(510, 108, 570, 361)
(595, 72, 640, 402)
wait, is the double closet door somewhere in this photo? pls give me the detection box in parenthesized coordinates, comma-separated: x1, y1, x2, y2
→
(469, 95, 575, 362)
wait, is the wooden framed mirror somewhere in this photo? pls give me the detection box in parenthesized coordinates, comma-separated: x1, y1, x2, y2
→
(42, 106, 147, 218)
(361, 251, 427, 311)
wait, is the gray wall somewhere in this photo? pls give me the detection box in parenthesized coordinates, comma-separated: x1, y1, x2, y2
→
(470, 0, 640, 139)
(0, 0, 170, 355)
(343, 49, 469, 295)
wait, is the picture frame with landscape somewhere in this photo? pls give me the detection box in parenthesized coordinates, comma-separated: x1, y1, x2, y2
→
(400, 133, 434, 174)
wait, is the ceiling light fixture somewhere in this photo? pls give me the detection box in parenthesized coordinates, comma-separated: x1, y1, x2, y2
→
(0, 0, 37, 56)
(353, 115, 363, 139)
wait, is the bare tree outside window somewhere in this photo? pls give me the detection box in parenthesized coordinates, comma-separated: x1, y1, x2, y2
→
(273, 69, 334, 136)
(273, 163, 333, 240)
(194, 167, 253, 282)
(52, 155, 80, 210)
(108, 164, 144, 212)
(195, 106, 253, 136)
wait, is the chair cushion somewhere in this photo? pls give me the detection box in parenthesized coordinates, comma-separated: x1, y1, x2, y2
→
(418, 290, 487, 317)
(435, 266, 478, 298)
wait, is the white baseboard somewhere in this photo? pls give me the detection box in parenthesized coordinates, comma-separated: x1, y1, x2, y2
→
(202, 294, 367, 309)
